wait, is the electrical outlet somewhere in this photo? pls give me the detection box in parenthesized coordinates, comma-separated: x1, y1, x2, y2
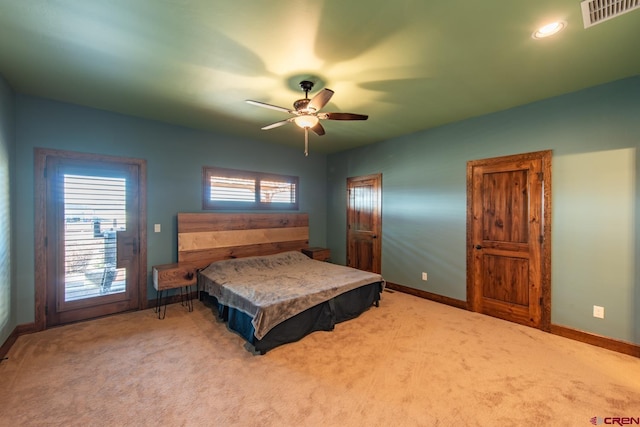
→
(593, 305, 604, 319)
(421, 272, 428, 281)
(154, 224, 161, 233)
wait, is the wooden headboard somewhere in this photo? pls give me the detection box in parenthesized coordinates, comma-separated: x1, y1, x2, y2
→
(177, 213, 309, 269)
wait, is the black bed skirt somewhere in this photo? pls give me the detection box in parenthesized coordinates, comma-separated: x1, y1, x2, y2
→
(206, 281, 383, 354)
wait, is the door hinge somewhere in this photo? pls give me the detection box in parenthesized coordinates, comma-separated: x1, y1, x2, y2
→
(539, 235, 543, 244)
(536, 172, 543, 181)
(539, 297, 543, 306)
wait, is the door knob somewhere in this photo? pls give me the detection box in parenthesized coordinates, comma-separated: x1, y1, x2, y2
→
(475, 245, 482, 250)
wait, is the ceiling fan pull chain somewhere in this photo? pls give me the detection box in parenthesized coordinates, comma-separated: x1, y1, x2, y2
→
(304, 128, 309, 156)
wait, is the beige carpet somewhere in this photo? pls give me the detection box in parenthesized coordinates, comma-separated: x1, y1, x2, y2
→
(1, 291, 639, 426)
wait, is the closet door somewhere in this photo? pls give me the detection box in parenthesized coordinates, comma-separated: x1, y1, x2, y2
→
(347, 173, 382, 274)
(467, 150, 551, 330)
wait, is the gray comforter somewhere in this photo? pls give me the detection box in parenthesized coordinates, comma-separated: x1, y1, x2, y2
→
(198, 251, 384, 339)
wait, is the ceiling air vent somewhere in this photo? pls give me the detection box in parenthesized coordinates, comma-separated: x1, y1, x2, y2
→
(581, 0, 640, 28)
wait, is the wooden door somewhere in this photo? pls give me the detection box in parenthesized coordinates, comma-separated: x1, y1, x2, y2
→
(347, 174, 382, 273)
(467, 151, 551, 330)
(35, 149, 147, 328)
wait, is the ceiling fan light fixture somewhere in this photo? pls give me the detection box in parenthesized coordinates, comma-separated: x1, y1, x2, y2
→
(294, 115, 319, 128)
(532, 21, 567, 39)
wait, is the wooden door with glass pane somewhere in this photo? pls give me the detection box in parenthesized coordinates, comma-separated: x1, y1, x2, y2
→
(36, 150, 146, 327)
(347, 174, 382, 273)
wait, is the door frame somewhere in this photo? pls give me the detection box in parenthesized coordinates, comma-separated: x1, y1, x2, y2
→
(34, 148, 147, 331)
(466, 150, 552, 331)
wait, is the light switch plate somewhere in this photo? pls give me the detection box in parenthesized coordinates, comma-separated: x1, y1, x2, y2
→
(593, 305, 604, 319)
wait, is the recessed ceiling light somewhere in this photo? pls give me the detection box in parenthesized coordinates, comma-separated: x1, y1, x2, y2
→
(532, 21, 567, 39)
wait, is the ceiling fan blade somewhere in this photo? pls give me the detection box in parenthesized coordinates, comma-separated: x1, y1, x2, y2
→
(246, 100, 292, 114)
(310, 122, 325, 136)
(323, 112, 368, 121)
(308, 89, 334, 112)
(261, 118, 292, 130)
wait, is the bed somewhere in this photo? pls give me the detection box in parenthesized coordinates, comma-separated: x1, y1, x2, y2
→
(177, 212, 384, 353)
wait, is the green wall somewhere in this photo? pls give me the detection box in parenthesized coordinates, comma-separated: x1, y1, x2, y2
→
(6, 76, 640, 347)
(0, 75, 15, 346)
(13, 96, 327, 325)
(327, 76, 640, 344)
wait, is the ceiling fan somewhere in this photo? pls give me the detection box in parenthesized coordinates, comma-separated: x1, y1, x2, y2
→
(246, 80, 368, 156)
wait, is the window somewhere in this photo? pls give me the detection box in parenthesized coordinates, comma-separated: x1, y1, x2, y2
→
(203, 166, 299, 210)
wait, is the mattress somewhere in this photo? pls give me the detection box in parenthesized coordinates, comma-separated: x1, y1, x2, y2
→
(198, 250, 384, 340)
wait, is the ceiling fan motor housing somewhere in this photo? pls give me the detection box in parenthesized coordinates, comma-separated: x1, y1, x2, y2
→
(294, 98, 311, 112)
(295, 80, 316, 112)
